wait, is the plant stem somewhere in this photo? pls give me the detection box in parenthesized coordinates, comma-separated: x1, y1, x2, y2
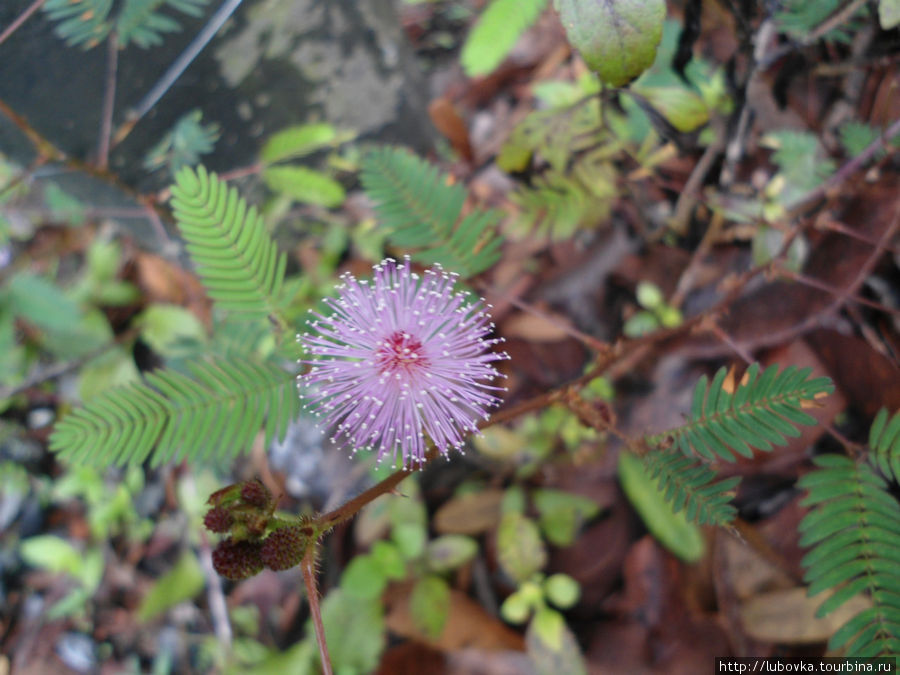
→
(97, 32, 119, 170)
(317, 466, 413, 531)
(0, 0, 45, 48)
(301, 545, 332, 675)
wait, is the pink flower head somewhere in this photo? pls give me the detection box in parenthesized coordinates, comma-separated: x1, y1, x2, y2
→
(299, 257, 508, 467)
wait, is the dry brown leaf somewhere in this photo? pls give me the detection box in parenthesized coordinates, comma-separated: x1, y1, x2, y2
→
(503, 311, 574, 342)
(740, 587, 870, 644)
(433, 490, 504, 535)
(385, 583, 524, 652)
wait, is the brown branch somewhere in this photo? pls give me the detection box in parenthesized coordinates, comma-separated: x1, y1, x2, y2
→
(0, 0, 45, 48)
(777, 266, 900, 319)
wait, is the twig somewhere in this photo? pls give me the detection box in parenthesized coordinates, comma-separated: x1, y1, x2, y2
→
(776, 266, 900, 319)
(0, 155, 47, 200)
(199, 530, 233, 650)
(670, 211, 725, 309)
(668, 134, 725, 236)
(0, 327, 140, 400)
(302, 546, 333, 675)
(0, 96, 177, 250)
(758, 0, 870, 71)
(720, 19, 775, 187)
(787, 116, 900, 215)
(113, 0, 244, 148)
(317, 466, 413, 531)
(97, 32, 119, 169)
(737, 202, 900, 350)
(0, 0, 45, 48)
(708, 321, 755, 364)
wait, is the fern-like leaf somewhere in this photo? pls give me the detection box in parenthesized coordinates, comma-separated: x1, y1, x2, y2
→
(642, 449, 740, 526)
(798, 454, 900, 656)
(460, 0, 548, 77)
(360, 147, 502, 278)
(50, 356, 299, 467)
(650, 364, 834, 462)
(869, 408, 900, 483)
(43, 0, 112, 48)
(117, 0, 208, 48)
(170, 165, 286, 317)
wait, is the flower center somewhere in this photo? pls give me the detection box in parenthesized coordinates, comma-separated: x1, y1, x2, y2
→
(375, 331, 428, 376)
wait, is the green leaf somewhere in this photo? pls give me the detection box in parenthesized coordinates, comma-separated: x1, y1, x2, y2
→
(370, 540, 406, 580)
(618, 451, 705, 562)
(497, 512, 547, 584)
(500, 589, 532, 624)
(317, 589, 385, 674)
(78, 347, 140, 401)
(50, 355, 300, 467)
(117, 0, 209, 49)
(632, 86, 710, 132)
(410, 575, 451, 639)
(43, 0, 112, 49)
(360, 146, 503, 278)
(532, 488, 600, 547)
(798, 454, 900, 656)
(526, 607, 588, 675)
(170, 166, 287, 318)
(544, 573, 580, 609)
(461, 0, 548, 77)
(143, 110, 219, 175)
(6, 272, 82, 333)
(134, 304, 207, 358)
(262, 166, 345, 208)
(879, 0, 900, 29)
(341, 554, 387, 600)
(137, 551, 205, 622)
(426, 535, 478, 573)
(20, 535, 83, 576)
(260, 124, 346, 164)
(554, 0, 666, 87)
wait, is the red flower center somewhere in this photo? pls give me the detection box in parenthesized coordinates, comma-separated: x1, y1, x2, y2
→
(376, 330, 428, 376)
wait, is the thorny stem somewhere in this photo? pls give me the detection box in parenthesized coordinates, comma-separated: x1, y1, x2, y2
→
(302, 545, 333, 675)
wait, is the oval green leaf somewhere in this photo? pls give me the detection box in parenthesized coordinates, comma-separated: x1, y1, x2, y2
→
(554, 0, 666, 87)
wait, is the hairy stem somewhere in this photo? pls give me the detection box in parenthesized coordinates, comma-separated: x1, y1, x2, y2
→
(302, 545, 332, 675)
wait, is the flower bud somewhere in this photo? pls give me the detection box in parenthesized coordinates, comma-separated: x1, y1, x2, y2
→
(203, 506, 234, 533)
(261, 526, 309, 571)
(212, 539, 264, 580)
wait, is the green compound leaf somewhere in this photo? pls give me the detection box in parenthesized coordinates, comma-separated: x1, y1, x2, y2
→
(798, 454, 900, 657)
(360, 147, 503, 279)
(553, 0, 666, 87)
(869, 408, 900, 483)
(116, 0, 209, 49)
(170, 165, 287, 318)
(618, 451, 705, 562)
(50, 356, 300, 467)
(461, 0, 548, 77)
(43, 0, 112, 49)
(650, 364, 834, 463)
(641, 450, 740, 526)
